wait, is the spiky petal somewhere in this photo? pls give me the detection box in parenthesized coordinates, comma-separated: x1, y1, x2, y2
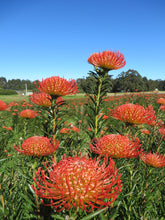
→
(32, 154, 122, 212)
(30, 92, 52, 107)
(112, 103, 156, 125)
(19, 109, 38, 118)
(35, 76, 78, 97)
(140, 152, 165, 168)
(89, 134, 141, 158)
(88, 50, 126, 70)
(14, 136, 59, 157)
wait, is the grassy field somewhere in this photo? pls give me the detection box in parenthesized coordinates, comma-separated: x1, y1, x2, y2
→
(1, 91, 165, 104)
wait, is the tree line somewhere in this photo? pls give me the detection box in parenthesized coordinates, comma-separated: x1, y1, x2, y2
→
(1, 69, 165, 93)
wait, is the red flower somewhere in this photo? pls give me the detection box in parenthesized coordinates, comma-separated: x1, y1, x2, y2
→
(160, 105, 165, 111)
(156, 98, 165, 105)
(140, 152, 165, 168)
(88, 50, 126, 70)
(140, 129, 150, 135)
(112, 103, 156, 125)
(30, 92, 52, 107)
(0, 100, 7, 111)
(14, 136, 59, 157)
(159, 127, 165, 136)
(35, 76, 78, 96)
(89, 134, 141, 158)
(3, 126, 13, 130)
(32, 154, 122, 212)
(72, 126, 80, 132)
(19, 109, 38, 118)
(59, 128, 70, 134)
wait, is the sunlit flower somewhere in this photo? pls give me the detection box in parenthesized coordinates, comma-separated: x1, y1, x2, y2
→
(30, 92, 52, 107)
(160, 105, 165, 111)
(19, 109, 38, 118)
(140, 129, 150, 135)
(72, 126, 80, 132)
(156, 98, 165, 105)
(159, 127, 165, 136)
(32, 154, 122, 212)
(0, 100, 7, 111)
(3, 126, 13, 131)
(14, 136, 59, 157)
(35, 76, 78, 97)
(112, 103, 156, 125)
(140, 152, 165, 168)
(59, 128, 70, 134)
(88, 50, 126, 70)
(89, 134, 141, 158)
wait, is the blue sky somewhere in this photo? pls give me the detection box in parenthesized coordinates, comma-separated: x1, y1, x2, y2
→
(0, 0, 165, 82)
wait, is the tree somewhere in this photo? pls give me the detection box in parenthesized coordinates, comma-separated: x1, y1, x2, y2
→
(112, 69, 147, 92)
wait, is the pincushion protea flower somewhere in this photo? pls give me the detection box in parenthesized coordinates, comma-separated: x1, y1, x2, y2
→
(140, 152, 165, 168)
(30, 92, 52, 107)
(89, 134, 141, 158)
(88, 50, 126, 70)
(35, 76, 78, 97)
(156, 98, 165, 105)
(14, 136, 59, 157)
(112, 103, 156, 125)
(160, 105, 165, 111)
(32, 154, 122, 212)
(159, 127, 165, 136)
(19, 109, 38, 118)
(0, 100, 7, 111)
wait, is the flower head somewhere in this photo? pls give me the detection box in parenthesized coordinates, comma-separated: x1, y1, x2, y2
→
(89, 134, 141, 158)
(140, 152, 165, 168)
(159, 127, 165, 136)
(160, 105, 165, 111)
(140, 129, 150, 135)
(88, 50, 126, 71)
(14, 136, 59, 157)
(0, 100, 7, 111)
(19, 109, 38, 118)
(30, 92, 52, 107)
(35, 76, 78, 97)
(112, 103, 156, 125)
(156, 98, 165, 105)
(32, 154, 122, 212)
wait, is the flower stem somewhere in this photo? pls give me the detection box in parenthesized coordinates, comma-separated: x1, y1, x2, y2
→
(94, 71, 108, 138)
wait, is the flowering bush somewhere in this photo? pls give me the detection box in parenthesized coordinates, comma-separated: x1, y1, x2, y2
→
(0, 50, 164, 219)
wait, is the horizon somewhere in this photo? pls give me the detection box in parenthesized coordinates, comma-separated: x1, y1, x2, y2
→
(0, 0, 165, 81)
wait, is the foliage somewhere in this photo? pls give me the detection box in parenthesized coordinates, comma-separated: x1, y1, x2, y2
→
(0, 89, 17, 95)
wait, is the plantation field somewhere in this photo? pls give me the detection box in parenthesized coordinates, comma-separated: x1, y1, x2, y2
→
(1, 91, 165, 103)
(0, 90, 165, 219)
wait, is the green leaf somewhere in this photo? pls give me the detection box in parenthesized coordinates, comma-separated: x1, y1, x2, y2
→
(81, 207, 108, 220)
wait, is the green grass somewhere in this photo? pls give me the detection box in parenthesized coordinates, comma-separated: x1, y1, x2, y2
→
(1, 91, 165, 104)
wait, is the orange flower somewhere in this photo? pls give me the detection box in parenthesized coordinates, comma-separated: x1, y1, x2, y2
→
(140, 152, 165, 168)
(14, 136, 59, 157)
(35, 76, 78, 96)
(3, 126, 13, 130)
(0, 100, 7, 111)
(140, 129, 150, 135)
(30, 92, 52, 107)
(32, 154, 122, 212)
(156, 98, 165, 105)
(160, 105, 165, 111)
(112, 103, 156, 125)
(59, 128, 70, 134)
(72, 126, 80, 132)
(88, 50, 126, 70)
(89, 134, 141, 158)
(19, 109, 38, 118)
(159, 127, 165, 136)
